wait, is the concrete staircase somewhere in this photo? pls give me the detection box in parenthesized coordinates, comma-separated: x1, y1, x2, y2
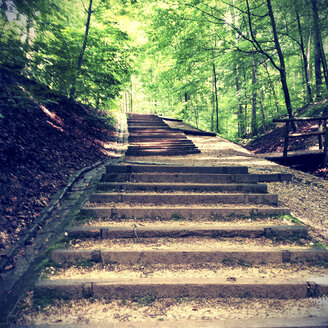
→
(126, 114, 200, 156)
(26, 115, 328, 326)
(34, 163, 328, 326)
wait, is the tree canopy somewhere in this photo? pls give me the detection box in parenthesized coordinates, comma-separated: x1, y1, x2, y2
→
(1, 0, 328, 140)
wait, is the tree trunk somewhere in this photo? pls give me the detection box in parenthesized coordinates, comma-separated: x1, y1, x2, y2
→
(69, 0, 93, 99)
(295, 5, 313, 102)
(258, 89, 267, 134)
(212, 63, 219, 133)
(310, 0, 328, 91)
(211, 80, 215, 132)
(306, 30, 311, 83)
(235, 64, 245, 137)
(251, 58, 258, 136)
(243, 71, 249, 135)
(267, 0, 294, 125)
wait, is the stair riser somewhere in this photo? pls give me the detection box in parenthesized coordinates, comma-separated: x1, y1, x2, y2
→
(79, 207, 290, 220)
(129, 140, 193, 144)
(34, 281, 327, 299)
(66, 225, 307, 240)
(101, 174, 258, 183)
(128, 127, 171, 130)
(128, 145, 198, 150)
(89, 193, 278, 205)
(126, 150, 201, 156)
(51, 250, 327, 266)
(105, 165, 249, 174)
(128, 134, 185, 138)
(96, 183, 267, 193)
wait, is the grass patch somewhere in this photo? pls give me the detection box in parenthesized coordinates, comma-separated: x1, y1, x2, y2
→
(273, 214, 304, 225)
(311, 241, 328, 250)
(131, 294, 156, 306)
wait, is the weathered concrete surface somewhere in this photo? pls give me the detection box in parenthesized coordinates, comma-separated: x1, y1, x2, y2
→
(100, 173, 260, 183)
(66, 224, 307, 239)
(50, 248, 328, 265)
(35, 277, 328, 299)
(106, 164, 249, 174)
(80, 206, 290, 220)
(89, 192, 278, 205)
(96, 182, 268, 193)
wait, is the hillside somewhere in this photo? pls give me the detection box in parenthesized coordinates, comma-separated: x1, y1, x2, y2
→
(0, 67, 117, 253)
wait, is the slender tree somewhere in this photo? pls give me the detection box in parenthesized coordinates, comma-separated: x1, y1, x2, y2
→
(69, 0, 93, 99)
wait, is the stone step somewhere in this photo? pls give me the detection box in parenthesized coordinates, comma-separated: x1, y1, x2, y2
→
(34, 276, 328, 299)
(127, 141, 193, 147)
(66, 224, 307, 239)
(125, 149, 201, 156)
(128, 133, 186, 138)
(256, 173, 293, 182)
(50, 248, 327, 266)
(128, 145, 199, 150)
(128, 127, 172, 131)
(96, 182, 267, 193)
(89, 192, 278, 205)
(13, 317, 328, 328)
(101, 173, 259, 183)
(128, 144, 197, 149)
(106, 165, 249, 174)
(79, 205, 290, 220)
(128, 120, 168, 123)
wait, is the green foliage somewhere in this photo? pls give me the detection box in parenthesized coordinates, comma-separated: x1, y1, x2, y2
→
(127, 0, 328, 139)
(1, 0, 328, 130)
(0, 0, 132, 110)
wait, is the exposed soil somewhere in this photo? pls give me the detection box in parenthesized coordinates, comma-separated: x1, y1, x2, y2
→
(0, 68, 116, 253)
(11, 295, 328, 325)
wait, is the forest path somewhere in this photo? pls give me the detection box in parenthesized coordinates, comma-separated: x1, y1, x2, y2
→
(10, 114, 328, 327)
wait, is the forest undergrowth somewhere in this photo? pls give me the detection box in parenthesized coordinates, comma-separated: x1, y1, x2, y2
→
(0, 67, 117, 253)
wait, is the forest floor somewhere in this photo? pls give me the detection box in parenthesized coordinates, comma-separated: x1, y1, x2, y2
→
(0, 67, 118, 254)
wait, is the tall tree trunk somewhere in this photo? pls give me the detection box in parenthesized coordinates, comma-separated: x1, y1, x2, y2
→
(310, 0, 328, 91)
(295, 5, 313, 102)
(211, 80, 215, 132)
(266, 0, 294, 125)
(69, 0, 93, 99)
(258, 89, 267, 134)
(212, 63, 219, 133)
(243, 71, 249, 135)
(235, 64, 245, 137)
(251, 58, 258, 136)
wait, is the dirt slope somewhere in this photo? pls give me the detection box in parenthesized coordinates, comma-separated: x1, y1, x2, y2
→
(0, 68, 116, 252)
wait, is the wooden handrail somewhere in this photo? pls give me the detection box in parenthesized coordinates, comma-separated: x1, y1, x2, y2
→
(274, 116, 328, 167)
(273, 116, 328, 122)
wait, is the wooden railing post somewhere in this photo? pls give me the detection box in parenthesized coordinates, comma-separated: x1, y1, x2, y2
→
(283, 121, 289, 162)
(323, 119, 328, 167)
(318, 119, 323, 149)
